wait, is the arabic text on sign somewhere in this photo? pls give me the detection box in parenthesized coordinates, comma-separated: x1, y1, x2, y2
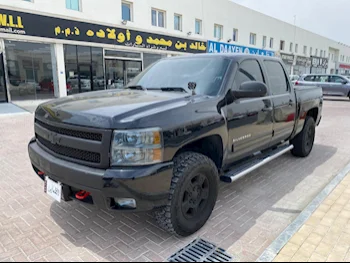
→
(147, 37, 173, 47)
(135, 35, 143, 45)
(97, 29, 105, 38)
(175, 41, 187, 50)
(190, 42, 206, 51)
(55, 26, 80, 37)
(107, 28, 116, 39)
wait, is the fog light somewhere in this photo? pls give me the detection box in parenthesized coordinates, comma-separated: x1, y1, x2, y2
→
(114, 198, 136, 209)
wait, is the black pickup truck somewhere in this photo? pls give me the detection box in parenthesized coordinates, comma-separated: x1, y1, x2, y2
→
(28, 54, 323, 237)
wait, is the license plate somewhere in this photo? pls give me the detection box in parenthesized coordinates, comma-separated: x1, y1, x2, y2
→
(45, 177, 62, 203)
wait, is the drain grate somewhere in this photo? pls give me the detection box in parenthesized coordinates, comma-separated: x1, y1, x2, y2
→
(168, 238, 234, 262)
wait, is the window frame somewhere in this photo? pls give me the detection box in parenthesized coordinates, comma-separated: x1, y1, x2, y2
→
(232, 59, 266, 94)
(233, 28, 239, 42)
(195, 19, 202, 35)
(270, 38, 274, 49)
(174, 13, 182, 31)
(290, 43, 293, 53)
(295, 44, 299, 54)
(330, 75, 346, 84)
(263, 59, 291, 95)
(280, 40, 285, 51)
(151, 8, 166, 28)
(122, 1, 133, 22)
(249, 33, 257, 46)
(214, 24, 223, 39)
(262, 36, 267, 48)
(66, 0, 81, 11)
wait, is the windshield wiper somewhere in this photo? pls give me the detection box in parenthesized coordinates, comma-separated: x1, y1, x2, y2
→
(126, 86, 189, 94)
(160, 87, 189, 93)
(126, 85, 147, 91)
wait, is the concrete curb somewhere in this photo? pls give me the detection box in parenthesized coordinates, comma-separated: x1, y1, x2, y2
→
(256, 161, 350, 262)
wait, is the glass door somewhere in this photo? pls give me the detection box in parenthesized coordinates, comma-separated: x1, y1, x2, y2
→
(105, 59, 124, 89)
(78, 64, 92, 93)
(105, 59, 142, 89)
(0, 53, 7, 102)
(125, 61, 142, 84)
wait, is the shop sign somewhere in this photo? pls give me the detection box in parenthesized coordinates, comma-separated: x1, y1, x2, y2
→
(0, 8, 207, 53)
(279, 53, 294, 65)
(339, 64, 350, 69)
(296, 56, 311, 67)
(311, 56, 328, 69)
(207, 40, 275, 56)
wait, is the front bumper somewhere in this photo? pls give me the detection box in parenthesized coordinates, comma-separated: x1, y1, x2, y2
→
(28, 139, 173, 212)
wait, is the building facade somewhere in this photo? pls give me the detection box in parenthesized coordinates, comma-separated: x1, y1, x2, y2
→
(1, 0, 350, 105)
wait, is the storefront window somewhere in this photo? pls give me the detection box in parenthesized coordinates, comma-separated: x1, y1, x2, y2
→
(4, 40, 55, 101)
(143, 53, 167, 69)
(92, 47, 105, 91)
(64, 45, 104, 94)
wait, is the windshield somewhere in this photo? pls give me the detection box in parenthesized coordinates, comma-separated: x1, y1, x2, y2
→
(126, 57, 231, 96)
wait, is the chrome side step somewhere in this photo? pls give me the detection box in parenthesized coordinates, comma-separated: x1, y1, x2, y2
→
(220, 144, 294, 183)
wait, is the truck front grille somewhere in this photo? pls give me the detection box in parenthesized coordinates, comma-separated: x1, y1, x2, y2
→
(35, 119, 102, 141)
(36, 134, 101, 163)
(34, 118, 112, 168)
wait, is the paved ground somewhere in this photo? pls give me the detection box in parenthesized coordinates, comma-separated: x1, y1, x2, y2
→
(0, 97, 350, 262)
(274, 172, 350, 262)
(0, 103, 29, 115)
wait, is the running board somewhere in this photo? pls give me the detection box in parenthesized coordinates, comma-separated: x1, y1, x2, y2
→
(220, 144, 294, 183)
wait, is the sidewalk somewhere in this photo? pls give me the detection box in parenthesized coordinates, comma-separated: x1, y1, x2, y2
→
(273, 173, 350, 262)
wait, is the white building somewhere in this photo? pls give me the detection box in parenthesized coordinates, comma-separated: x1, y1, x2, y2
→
(1, 0, 350, 106)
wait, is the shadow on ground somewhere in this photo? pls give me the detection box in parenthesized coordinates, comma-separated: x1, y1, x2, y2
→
(50, 143, 337, 262)
(323, 97, 349, 102)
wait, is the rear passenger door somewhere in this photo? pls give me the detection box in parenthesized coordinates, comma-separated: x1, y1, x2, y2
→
(263, 60, 296, 146)
(225, 59, 273, 164)
(315, 75, 332, 95)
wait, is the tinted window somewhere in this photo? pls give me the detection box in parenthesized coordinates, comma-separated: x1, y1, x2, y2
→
(233, 60, 264, 91)
(127, 57, 230, 96)
(304, 75, 314, 82)
(314, 75, 329, 82)
(264, 61, 288, 95)
(330, 76, 345, 83)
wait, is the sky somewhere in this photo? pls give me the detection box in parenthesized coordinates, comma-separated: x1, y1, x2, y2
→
(231, 0, 350, 45)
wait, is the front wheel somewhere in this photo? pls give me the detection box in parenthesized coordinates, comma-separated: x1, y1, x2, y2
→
(155, 152, 219, 237)
(291, 116, 316, 157)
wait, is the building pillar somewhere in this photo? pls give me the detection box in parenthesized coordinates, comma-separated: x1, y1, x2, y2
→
(51, 43, 67, 98)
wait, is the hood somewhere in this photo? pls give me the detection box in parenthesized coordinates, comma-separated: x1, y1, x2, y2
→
(35, 89, 213, 129)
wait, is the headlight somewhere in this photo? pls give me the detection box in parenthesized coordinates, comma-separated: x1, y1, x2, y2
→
(110, 128, 163, 166)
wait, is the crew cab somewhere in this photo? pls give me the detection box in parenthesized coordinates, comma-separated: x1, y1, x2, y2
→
(28, 54, 323, 237)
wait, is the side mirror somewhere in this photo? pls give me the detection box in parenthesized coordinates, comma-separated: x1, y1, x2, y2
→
(232, 81, 268, 99)
(342, 80, 348, 85)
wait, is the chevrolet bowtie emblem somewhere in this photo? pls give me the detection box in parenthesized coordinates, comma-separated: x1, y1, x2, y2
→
(48, 132, 61, 145)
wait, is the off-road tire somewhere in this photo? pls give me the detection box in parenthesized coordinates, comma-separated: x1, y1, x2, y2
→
(291, 116, 316, 157)
(155, 152, 219, 237)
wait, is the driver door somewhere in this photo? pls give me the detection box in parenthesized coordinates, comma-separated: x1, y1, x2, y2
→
(224, 59, 273, 165)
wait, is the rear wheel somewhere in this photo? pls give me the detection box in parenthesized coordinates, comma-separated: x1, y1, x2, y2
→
(291, 116, 316, 157)
(155, 152, 218, 237)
